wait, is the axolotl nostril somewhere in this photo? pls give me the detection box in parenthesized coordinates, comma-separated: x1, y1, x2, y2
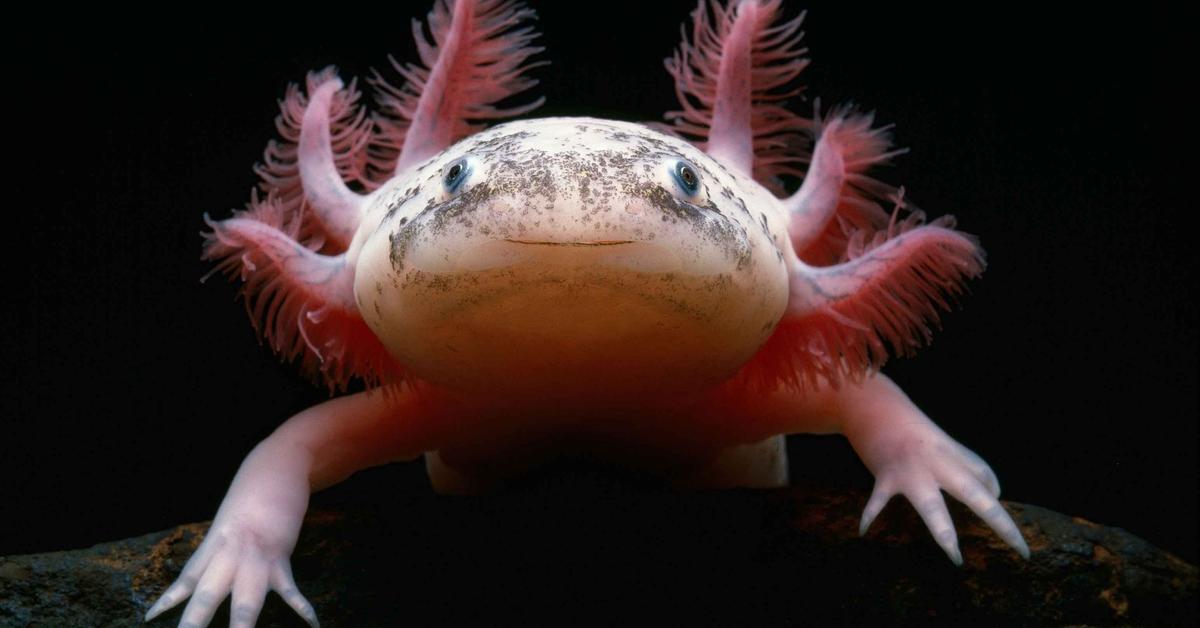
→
(146, 1, 1029, 626)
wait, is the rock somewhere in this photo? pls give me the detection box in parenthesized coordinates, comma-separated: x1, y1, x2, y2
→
(1, 486, 1195, 626)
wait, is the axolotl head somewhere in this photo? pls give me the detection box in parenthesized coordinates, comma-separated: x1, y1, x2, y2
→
(353, 118, 790, 397)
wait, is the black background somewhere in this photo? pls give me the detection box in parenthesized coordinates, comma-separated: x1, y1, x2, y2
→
(3, 0, 1193, 568)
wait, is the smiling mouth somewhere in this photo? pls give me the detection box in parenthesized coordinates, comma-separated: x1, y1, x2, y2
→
(504, 239, 636, 247)
(447, 238, 678, 272)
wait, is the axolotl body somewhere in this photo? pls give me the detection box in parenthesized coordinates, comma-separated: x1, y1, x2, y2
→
(146, 1, 1029, 625)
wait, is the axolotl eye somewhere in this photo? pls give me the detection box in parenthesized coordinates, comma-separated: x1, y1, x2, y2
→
(671, 160, 701, 196)
(443, 157, 471, 193)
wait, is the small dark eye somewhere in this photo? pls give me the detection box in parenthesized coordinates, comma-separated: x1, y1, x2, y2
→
(444, 158, 470, 193)
(672, 161, 700, 195)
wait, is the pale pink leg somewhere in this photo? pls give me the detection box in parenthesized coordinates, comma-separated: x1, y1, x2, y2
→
(746, 373, 1029, 564)
(144, 389, 430, 627)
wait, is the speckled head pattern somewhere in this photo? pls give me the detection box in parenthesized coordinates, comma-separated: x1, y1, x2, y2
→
(352, 118, 792, 395)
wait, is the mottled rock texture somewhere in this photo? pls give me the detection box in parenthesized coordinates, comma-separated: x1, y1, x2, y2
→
(2, 486, 1195, 626)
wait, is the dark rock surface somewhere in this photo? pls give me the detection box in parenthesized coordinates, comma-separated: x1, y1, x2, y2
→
(2, 486, 1195, 626)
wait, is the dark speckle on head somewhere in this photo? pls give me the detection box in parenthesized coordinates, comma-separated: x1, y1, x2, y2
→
(732, 194, 751, 217)
(388, 225, 412, 273)
(618, 179, 750, 269)
(627, 180, 705, 221)
(382, 185, 421, 224)
(390, 181, 496, 272)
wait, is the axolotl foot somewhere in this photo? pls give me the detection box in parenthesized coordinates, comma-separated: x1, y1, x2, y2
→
(143, 438, 319, 628)
(838, 378, 1031, 565)
(858, 420, 1030, 565)
(747, 374, 1030, 565)
(143, 532, 318, 628)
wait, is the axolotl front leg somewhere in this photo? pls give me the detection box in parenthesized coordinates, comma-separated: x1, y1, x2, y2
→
(144, 390, 432, 627)
(740, 373, 1030, 564)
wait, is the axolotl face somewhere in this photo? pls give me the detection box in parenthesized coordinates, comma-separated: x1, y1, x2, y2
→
(353, 118, 790, 398)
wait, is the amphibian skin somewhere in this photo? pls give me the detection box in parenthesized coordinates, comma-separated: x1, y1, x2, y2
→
(146, 1, 1029, 625)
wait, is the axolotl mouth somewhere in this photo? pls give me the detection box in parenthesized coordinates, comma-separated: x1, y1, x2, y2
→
(504, 239, 635, 246)
(447, 238, 686, 274)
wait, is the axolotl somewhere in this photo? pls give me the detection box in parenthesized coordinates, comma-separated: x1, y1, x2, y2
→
(145, 0, 1030, 625)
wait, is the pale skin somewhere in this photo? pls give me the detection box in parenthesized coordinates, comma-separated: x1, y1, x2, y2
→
(148, 1, 1029, 625)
